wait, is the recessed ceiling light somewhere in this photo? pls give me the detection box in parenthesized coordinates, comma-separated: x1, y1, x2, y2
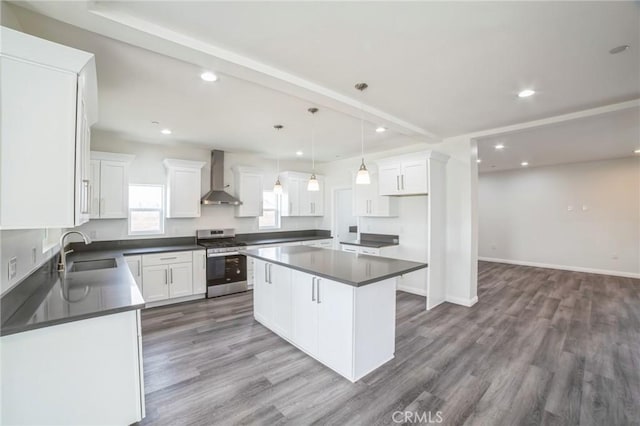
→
(296, 151, 303, 156)
(375, 126, 387, 133)
(161, 128, 172, 135)
(634, 149, 640, 154)
(477, 158, 482, 163)
(495, 143, 505, 150)
(610, 45, 630, 55)
(200, 71, 218, 82)
(521, 161, 529, 167)
(518, 89, 536, 98)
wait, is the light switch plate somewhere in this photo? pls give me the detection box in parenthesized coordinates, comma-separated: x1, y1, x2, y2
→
(8, 257, 17, 280)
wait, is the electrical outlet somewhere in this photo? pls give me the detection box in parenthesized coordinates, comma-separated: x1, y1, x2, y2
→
(32, 247, 37, 264)
(8, 257, 17, 280)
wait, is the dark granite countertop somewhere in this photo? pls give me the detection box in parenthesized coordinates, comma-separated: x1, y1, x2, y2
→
(239, 236, 332, 246)
(244, 245, 427, 287)
(0, 241, 204, 337)
(339, 232, 399, 248)
(339, 239, 398, 248)
(0, 252, 144, 337)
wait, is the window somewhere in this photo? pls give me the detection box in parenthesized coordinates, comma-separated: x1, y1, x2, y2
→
(258, 191, 281, 230)
(129, 184, 165, 235)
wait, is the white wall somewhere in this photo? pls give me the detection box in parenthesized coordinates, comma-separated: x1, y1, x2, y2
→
(479, 157, 640, 277)
(75, 130, 323, 241)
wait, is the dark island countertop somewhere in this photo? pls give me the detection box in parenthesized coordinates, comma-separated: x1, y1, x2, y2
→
(240, 236, 332, 246)
(244, 245, 427, 287)
(340, 232, 399, 249)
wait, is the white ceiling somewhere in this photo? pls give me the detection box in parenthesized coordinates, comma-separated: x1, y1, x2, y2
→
(477, 105, 640, 173)
(6, 1, 640, 161)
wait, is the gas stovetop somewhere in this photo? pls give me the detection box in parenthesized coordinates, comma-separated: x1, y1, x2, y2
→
(196, 229, 247, 254)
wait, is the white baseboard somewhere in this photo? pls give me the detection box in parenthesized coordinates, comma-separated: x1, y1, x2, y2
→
(397, 285, 427, 296)
(144, 293, 205, 309)
(478, 257, 640, 279)
(445, 295, 478, 307)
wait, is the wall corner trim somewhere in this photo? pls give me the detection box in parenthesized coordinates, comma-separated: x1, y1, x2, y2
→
(445, 295, 478, 307)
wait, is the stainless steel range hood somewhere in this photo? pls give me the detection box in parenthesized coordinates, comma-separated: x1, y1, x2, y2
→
(201, 150, 242, 205)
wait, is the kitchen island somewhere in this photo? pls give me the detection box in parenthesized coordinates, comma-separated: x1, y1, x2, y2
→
(244, 245, 427, 382)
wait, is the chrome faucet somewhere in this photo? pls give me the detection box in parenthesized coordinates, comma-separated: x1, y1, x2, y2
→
(58, 231, 92, 272)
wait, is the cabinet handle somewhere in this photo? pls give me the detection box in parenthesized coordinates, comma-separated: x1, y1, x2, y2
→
(396, 176, 400, 191)
(137, 260, 140, 277)
(81, 180, 90, 214)
(164, 269, 168, 285)
(202, 254, 206, 270)
(264, 263, 268, 283)
(311, 277, 316, 302)
(160, 257, 177, 261)
(170, 268, 173, 284)
(401, 175, 405, 190)
(268, 264, 272, 283)
(317, 279, 321, 304)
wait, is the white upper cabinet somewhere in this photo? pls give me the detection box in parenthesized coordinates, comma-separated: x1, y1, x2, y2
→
(353, 171, 398, 217)
(377, 156, 428, 196)
(280, 171, 324, 217)
(0, 27, 97, 229)
(163, 159, 206, 218)
(90, 152, 135, 219)
(233, 167, 263, 217)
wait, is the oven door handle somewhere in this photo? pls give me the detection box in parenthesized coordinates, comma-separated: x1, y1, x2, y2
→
(207, 252, 240, 258)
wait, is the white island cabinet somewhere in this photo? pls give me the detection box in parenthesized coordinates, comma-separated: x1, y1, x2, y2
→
(252, 253, 404, 382)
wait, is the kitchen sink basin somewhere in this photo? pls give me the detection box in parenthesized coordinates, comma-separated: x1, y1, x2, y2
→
(69, 258, 117, 272)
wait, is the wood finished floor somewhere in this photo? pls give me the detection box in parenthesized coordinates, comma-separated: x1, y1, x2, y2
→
(139, 262, 640, 425)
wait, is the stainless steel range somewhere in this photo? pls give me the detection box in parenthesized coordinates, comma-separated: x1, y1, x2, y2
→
(196, 229, 248, 298)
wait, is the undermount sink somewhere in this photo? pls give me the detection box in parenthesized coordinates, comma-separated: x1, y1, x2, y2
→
(69, 258, 117, 272)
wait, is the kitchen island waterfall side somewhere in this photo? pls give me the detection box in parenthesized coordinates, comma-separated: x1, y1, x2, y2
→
(244, 245, 428, 382)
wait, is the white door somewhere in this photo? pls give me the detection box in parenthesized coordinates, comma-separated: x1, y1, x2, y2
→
(271, 265, 293, 339)
(253, 260, 271, 324)
(378, 164, 401, 195)
(334, 189, 356, 245)
(401, 160, 428, 195)
(169, 263, 193, 298)
(168, 167, 200, 218)
(353, 183, 369, 216)
(89, 160, 101, 218)
(291, 271, 319, 355)
(317, 277, 355, 378)
(192, 251, 207, 294)
(125, 256, 142, 292)
(100, 160, 128, 218)
(142, 265, 169, 302)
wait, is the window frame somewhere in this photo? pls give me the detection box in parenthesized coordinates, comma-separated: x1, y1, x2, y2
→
(258, 190, 282, 230)
(128, 183, 166, 236)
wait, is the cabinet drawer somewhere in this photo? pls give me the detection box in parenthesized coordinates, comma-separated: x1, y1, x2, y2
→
(341, 245, 358, 253)
(359, 247, 380, 256)
(143, 251, 193, 266)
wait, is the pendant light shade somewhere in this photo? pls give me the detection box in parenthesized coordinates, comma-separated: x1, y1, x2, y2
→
(356, 160, 371, 185)
(355, 82, 370, 185)
(273, 124, 284, 194)
(307, 173, 320, 191)
(273, 177, 283, 194)
(307, 107, 320, 191)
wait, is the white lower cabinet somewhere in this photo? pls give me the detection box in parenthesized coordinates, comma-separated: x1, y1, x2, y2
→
(125, 255, 142, 291)
(253, 259, 395, 382)
(140, 251, 198, 304)
(193, 250, 207, 294)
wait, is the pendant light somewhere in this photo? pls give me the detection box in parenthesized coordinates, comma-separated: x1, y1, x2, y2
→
(355, 82, 371, 185)
(307, 107, 320, 191)
(273, 124, 283, 195)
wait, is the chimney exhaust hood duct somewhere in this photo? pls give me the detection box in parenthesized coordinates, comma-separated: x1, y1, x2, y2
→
(201, 150, 242, 205)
